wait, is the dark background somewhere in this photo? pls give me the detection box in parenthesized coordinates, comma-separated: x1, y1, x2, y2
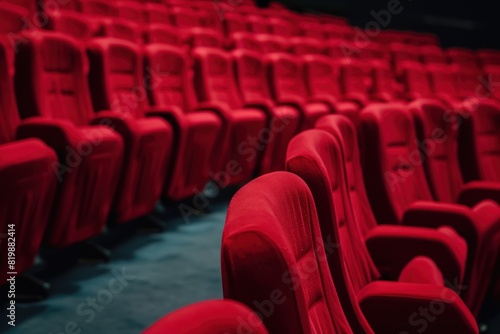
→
(259, 0, 500, 50)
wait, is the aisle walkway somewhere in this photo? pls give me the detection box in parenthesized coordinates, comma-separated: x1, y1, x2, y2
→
(3, 202, 228, 334)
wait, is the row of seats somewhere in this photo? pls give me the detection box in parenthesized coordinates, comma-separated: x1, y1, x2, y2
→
(1, 0, 499, 332)
(221, 101, 500, 333)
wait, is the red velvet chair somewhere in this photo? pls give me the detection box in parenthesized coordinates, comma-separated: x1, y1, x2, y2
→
(143, 44, 221, 201)
(266, 52, 331, 131)
(86, 38, 173, 223)
(287, 128, 476, 333)
(232, 48, 300, 174)
(192, 47, 267, 185)
(14, 32, 125, 246)
(144, 300, 269, 334)
(0, 38, 58, 284)
(360, 102, 500, 315)
(222, 172, 353, 334)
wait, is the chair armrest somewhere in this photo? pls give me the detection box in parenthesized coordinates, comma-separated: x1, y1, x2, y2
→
(359, 281, 478, 334)
(458, 181, 500, 207)
(366, 225, 466, 283)
(16, 117, 80, 151)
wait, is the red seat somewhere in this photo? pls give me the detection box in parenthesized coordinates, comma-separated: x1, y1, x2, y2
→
(390, 43, 421, 72)
(143, 23, 182, 46)
(144, 300, 269, 334)
(192, 47, 267, 186)
(232, 49, 300, 174)
(222, 172, 353, 334)
(426, 64, 460, 106)
(298, 20, 325, 40)
(143, 3, 170, 24)
(115, 0, 145, 22)
(360, 102, 500, 315)
(222, 11, 248, 37)
(230, 32, 261, 52)
(0, 38, 58, 283)
(254, 34, 289, 53)
(184, 27, 223, 49)
(420, 45, 447, 64)
(86, 38, 173, 223)
(302, 54, 360, 124)
(246, 14, 271, 34)
(483, 65, 500, 100)
(268, 17, 295, 37)
(144, 44, 221, 201)
(96, 18, 142, 43)
(458, 99, 500, 184)
(477, 49, 500, 66)
(169, 6, 202, 28)
(447, 48, 479, 71)
(14, 32, 125, 246)
(266, 52, 331, 131)
(338, 59, 372, 106)
(398, 61, 433, 100)
(409, 99, 500, 206)
(286, 128, 476, 334)
(289, 37, 324, 56)
(370, 60, 401, 102)
(78, 0, 118, 17)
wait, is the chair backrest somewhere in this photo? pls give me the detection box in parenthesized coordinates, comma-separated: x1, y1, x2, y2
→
(246, 14, 271, 34)
(144, 300, 269, 334)
(144, 44, 195, 111)
(143, 23, 182, 46)
(483, 65, 500, 100)
(453, 68, 482, 100)
(0, 38, 20, 144)
(286, 130, 378, 334)
(222, 11, 248, 36)
(266, 52, 307, 102)
(231, 32, 261, 52)
(299, 20, 325, 39)
(97, 18, 142, 44)
(143, 2, 170, 24)
(14, 32, 94, 126)
(79, 0, 118, 17)
(255, 34, 289, 53)
(232, 49, 272, 103)
(46, 10, 93, 40)
(315, 115, 379, 237)
(426, 64, 459, 103)
(339, 59, 371, 104)
(192, 47, 242, 109)
(477, 50, 500, 67)
(87, 38, 148, 119)
(303, 54, 342, 99)
(170, 6, 202, 28)
(289, 37, 324, 56)
(222, 171, 353, 334)
(115, 0, 144, 22)
(268, 17, 295, 37)
(409, 99, 465, 203)
(420, 45, 447, 64)
(399, 61, 433, 100)
(370, 60, 397, 102)
(458, 99, 500, 182)
(390, 43, 421, 67)
(360, 103, 435, 224)
(185, 28, 223, 49)
(447, 48, 479, 70)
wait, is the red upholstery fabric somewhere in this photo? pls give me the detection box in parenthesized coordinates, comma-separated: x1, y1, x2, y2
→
(192, 47, 267, 185)
(458, 99, 500, 184)
(143, 23, 182, 46)
(447, 48, 480, 71)
(14, 32, 125, 246)
(399, 61, 433, 100)
(289, 37, 325, 56)
(286, 128, 472, 332)
(222, 172, 353, 334)
(302, 55, 360, 124)
(420, 45, 447, 64)
(255, 34, 289, 53)
(232, 49, 300, 174)
(409, 98, 500, 206)
(86, 38, 173, 223)
(144, 300, 269, 334)
(78, 0, 118, 17)
(315, 115, 467, 282)
(360, 103, 500, 315)
(266, 52, 330, 131)
(0, 39, 59, 282)
(398, 256, 444, 286)
(144, 44, 221, 201)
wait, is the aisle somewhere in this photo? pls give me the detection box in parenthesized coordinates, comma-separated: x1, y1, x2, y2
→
(3, 202, 228, 334)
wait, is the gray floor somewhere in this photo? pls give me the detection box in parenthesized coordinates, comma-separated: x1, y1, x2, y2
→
(2, 202, 227, 334)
